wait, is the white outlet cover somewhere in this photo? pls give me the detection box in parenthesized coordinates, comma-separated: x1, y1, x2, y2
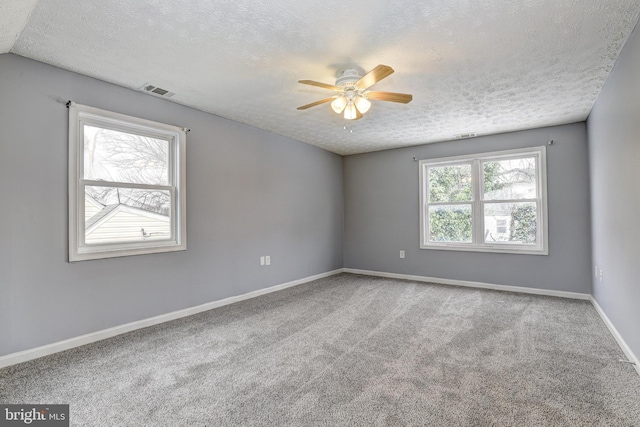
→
(265, 256, 271, 265)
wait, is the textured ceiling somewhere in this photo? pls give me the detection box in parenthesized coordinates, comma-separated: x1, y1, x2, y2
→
(0, 0, 39, 53)
(3, 0, 640, 155)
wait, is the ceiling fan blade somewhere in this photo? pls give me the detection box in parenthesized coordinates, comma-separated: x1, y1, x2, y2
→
(297, 97, 335, 110)
(298, 80, 341, 91)
(366, 91, 413, 103)
(356, 64, 394, 90)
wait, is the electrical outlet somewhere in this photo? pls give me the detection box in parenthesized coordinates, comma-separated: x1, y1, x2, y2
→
(400, 250, 405, 259)
(260, 256, 265, 266)
(599, 269, 603, 282)
(265, 256, 271, 266)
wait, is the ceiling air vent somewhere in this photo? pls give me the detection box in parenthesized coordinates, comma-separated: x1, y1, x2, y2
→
(141, 83, 175, 98)
(454, 132, 478, 139)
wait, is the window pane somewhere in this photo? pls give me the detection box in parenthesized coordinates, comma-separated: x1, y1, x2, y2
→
(85, 186, 171, 245)
(428, 164, 472, 202)
(483, 157, 536, 200)
(84, 125, 169, 185)
(484, 202, 537, 244)
(428, 205, 472, 243)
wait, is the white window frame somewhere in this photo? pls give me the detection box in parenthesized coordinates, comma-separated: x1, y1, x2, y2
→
(69, 103, 187, 261)
(419, 146, 548, 255)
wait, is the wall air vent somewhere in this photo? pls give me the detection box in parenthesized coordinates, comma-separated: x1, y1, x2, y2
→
(141, 83, 175, 98)
(454, 132, 478, 139)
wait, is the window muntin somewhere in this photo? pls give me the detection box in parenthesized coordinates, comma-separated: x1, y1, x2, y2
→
(69, 103, 186, 261)
(420, 147, 547, 254)
(495, 218, 507, 234)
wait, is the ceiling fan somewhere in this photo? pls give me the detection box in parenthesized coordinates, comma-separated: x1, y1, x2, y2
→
(297, 64, 413, 120)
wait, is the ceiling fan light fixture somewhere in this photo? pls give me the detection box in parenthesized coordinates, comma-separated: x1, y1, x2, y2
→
(344, 102, 357, 120)
(354, 96, 371, 114)
(331, 96, 347, 114)
(297, 64, 412, 120)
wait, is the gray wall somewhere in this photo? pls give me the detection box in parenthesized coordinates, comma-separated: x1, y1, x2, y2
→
(587, 22, 640, 359)
(344, 123, 592, 293)
(0, 54, 344, 357)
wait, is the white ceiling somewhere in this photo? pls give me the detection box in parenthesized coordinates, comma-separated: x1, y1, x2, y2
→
(2, 0, 640, 155)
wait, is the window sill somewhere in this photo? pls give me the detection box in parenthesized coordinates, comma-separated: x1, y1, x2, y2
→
(420, 244, 548, 256)
(70, 243, 187, 262)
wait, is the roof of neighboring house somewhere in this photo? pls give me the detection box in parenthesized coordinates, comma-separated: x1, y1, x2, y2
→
(85, 202, 170, 234)
(85, 194, 105, 210)
(85, 203, 120, 230)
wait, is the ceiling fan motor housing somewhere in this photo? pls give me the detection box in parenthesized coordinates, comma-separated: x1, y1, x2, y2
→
(336, 69, 361, 87)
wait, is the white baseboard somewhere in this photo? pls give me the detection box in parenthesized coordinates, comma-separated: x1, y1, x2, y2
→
(343, 268, 591, 300)
(0, 269, 343, 369)
(590, 297, 640, 375)
(4, 268, 637, 378)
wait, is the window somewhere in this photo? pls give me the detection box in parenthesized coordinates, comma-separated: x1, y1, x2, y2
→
(69, 103, 186, 261)
(419, 146, 547, 254)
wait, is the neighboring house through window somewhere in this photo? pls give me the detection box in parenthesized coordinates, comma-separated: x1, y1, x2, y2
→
(69, 103, 186, 261)
(419, 146, 548, 255)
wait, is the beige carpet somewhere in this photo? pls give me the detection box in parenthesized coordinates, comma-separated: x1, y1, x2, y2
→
(1, 273, 639, 426)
